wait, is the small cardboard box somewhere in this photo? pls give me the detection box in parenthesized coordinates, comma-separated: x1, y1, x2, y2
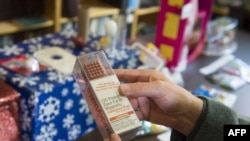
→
(73, 51, 141, 141)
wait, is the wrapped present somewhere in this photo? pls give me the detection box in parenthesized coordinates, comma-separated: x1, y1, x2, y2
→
(0, 32, 141, 141)
(0, 80, 20, 141)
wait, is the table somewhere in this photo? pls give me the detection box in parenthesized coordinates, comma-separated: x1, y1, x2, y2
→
(182, 30, 250, 117)
(0, 29, 141, 141)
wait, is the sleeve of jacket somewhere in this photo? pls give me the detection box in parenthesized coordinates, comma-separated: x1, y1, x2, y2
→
(170, 96, 250, 141)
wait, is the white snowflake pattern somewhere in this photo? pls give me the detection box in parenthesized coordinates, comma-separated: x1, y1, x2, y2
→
(73, 82, 81, 95)
(108, 59, 115, 67)
(86, 114, 94, 125)
(38, 97, 60, 122)
(83, 47, 92, 53)
(84, 128, 95, 135)
(117, 64, 125, 69)
(21, 112, 31, 131)
(36, 123, 58, 141)
(22, 133, 30, 141)
(109, 50, 129, 61)
(45, 34, 53, 38)
(0, 45, 24, 56)
(50, 38, 63, 45)
(64, 99, 74, 110)
(61, 88, 69, 97)
(103, 47, 113, 56)
(0, 67, 8, 80)
(61, 29, 76, 38)
(20, 99, 28, 111)
(79, 50, 87, 56)
(28, 43, 46, 53)
(63, 114, 74, 129)
(66, 41, 76, 48)
(12, 76, 40, 87)
(57, 139, 66, 141)
(19, 90, 32, 131)
(34, 91, 42, 104)
(79, 99, 89, 114)
(39, 82, 54, 93)
(127, 56, 138, 69)
(23, 37, 42, 44)
(68, 125, 81, 140)
(120, 50, 130, 59)
(47, 71, 73, 84)
(90, 41, 101, 50)
(28, 93, 36, 108)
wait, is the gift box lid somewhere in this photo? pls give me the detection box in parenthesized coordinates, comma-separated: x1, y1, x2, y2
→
(0, 80, 20, 105)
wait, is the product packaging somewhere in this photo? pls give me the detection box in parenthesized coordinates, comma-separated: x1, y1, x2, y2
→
(204, 17, 238, 56)
(193, 84, 237, 108)
(200, 55, 250, 90)
(72, 51, 141, 140)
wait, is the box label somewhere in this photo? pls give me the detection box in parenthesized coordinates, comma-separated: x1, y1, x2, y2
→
(90, 75, 140, 134)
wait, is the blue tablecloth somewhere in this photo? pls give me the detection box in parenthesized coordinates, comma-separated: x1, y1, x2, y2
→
(0, 29, 140, 141)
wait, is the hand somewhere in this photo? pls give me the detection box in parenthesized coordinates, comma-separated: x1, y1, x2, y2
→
(104, 134, 121, 141)
(114, 69, 203, 135)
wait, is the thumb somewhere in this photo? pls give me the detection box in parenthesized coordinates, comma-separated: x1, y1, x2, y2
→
(111, 134, 121, 141)
(103, 134, 121, 141)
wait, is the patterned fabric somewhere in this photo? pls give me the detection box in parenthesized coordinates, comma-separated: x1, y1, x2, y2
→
(0, 29, 140, 141)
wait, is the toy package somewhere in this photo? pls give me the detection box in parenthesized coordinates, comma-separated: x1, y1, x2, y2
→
(193, 84, 237, 108)
(200, 55, 250, 90)
(136, 121, 169, 137)
(72, 51, 141, 141)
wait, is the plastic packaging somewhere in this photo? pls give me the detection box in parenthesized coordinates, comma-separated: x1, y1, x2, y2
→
(199, 55, 248, 90)
(204, 17, 238, 56)
(193, 84, 237, 108)
(131, 42, 165, 71)
(136, 121, 169, 136)
(72, 51, 141, 141)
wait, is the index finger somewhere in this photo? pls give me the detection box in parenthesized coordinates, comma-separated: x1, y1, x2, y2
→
(114, 69, 168, 83)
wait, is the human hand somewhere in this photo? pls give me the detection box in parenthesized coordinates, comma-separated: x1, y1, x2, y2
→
(104, 134, 121, 141)
(114, 69, 203, 135)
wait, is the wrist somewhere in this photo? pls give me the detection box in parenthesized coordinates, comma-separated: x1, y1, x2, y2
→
(175, 95, 203, 136)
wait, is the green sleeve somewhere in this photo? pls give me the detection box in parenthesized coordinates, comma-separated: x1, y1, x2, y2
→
(170, 96, 250, 141)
